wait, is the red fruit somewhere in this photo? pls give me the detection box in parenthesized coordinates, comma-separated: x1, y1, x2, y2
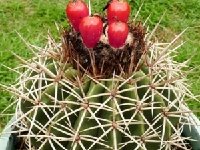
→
(107, 0, 131, 23)
(79, 16, 103, 48)
(108, 22, 129, 48)
(66, 0, 89, 31)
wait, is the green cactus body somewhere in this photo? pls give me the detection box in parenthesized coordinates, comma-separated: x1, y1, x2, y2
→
(6, 16, 192, 150)
(17, 60, 182, 150)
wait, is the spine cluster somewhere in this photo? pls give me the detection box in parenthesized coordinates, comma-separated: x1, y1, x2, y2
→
(1, 28, 193, 149)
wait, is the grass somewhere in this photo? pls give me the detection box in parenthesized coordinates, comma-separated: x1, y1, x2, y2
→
(0, 0, 199, 130)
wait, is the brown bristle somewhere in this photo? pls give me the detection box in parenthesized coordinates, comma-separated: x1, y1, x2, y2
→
(62, 22, 146, 78)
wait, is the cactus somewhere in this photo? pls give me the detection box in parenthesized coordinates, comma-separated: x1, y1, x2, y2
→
(1, 5, 196, 150)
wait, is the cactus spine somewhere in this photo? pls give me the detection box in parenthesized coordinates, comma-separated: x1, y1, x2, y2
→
(1, 6, 195, 150)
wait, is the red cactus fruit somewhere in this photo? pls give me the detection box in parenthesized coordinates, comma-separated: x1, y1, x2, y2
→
(66, 0, 89, 32)
(79, 16, 103, 48)
(107, 0, 131, 24)
(108, 21, 129, 48)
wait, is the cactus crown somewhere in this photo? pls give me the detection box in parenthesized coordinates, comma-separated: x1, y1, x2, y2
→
(63, 22, 146, 78)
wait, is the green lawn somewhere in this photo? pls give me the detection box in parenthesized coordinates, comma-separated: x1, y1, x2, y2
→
(0, 0, 200, 130)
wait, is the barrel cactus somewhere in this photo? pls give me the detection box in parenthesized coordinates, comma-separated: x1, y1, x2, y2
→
(1, 1, 195, 150)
